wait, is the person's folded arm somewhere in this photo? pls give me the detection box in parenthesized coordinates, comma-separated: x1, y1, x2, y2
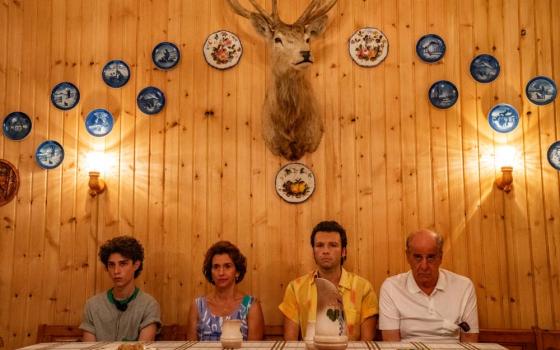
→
(381, 329, 401, 341)
(248, 298, 265, 340)
(138, 323, 157, 341)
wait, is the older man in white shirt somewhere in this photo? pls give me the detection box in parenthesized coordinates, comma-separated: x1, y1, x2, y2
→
(379, 229, 479, 342)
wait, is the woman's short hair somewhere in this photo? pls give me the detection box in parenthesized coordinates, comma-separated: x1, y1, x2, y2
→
(98, 235, 144, 278)
(203, 241, 247, 284)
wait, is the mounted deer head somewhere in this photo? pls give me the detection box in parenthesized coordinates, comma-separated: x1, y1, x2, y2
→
(227, 0, 337, 160)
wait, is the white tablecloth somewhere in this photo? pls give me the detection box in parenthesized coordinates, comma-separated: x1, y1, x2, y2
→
(17, 341, 507, 350)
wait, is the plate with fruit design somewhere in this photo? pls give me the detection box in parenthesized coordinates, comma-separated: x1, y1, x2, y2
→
(275, 163, 315, 204)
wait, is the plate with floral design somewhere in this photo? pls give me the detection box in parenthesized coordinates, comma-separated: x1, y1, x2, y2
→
(470, 54, 500, 83)
(85, 109, 113, 137)
(152, 42, 181, 70)
(526, 76, 557, 105)
(102, 60, 130, 88)
(203, 30, 243, 70)
(275, 163, 315, 204)
(348, 27, 388, 67)
(488, 103, 519, 133)
(3, 112, 32, 141)
(548, 141, 560, 171)
(416, 34, 446, 63)
(51, 82, 80, 110)
(35, 140, 64, 169)
(0, 159, 19, 207)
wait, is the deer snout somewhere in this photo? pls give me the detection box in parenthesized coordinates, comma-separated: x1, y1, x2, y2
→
(300, 50, 311, 61)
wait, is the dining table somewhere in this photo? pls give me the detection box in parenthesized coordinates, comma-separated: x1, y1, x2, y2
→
(17, 340, 507, 350)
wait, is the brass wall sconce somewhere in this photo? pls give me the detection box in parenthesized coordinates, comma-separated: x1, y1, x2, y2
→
(496, 166, 513, 193)
(88, 171, 106, 197)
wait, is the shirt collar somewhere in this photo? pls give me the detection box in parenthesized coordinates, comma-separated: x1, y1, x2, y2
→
(406, 269, 446, 295)
(311, 267, 350, 290)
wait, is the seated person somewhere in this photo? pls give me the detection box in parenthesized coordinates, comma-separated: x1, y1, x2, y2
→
(279, 221, 378, 341)
(80, 236, 161, 341)
(379, 229, 479, 342)
(186, 241, 264, 340)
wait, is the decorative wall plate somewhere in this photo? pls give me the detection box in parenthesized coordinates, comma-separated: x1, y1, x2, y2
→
(51, 82, 80, 110)
(137, 86, 165, 115)
(85, 109, 114, 137)
(548, 141, 560, 171)
(275, 163, 315, 203)
(348, 27, 388, 67)
(35, 140, 64, 169)
(203, 30, 243, 70)
(102, 60, 130, 88)
(416, 34, 446, 63)
(470, 54, 500, 83)
(152, 42, 181, 70)
(0, 159, 20, 207)
(526, 76, 557, 105)
(488, 103, 519, 133)
(3, 112, 32, 141)
(429, 80, 458, 109)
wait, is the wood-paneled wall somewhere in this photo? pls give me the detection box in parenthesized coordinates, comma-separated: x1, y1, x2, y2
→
(0, 0, 559, 348)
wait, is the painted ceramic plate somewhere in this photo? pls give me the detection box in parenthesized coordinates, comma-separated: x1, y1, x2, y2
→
(0, 159, 20, 206)
(470, 54, 500, 83)
(348, 27, 389, 67)
(137, 86, 165, 115)
(429, 80, 458, 109)
(102, 60, 130, 88)
(275, 163, 315, 204)
(35, 140, 64, 169)
(85, 109, 113, 137)
(3, 112, 32, 141)
(547, 141, 560, 171)
(416, 34, 446, 63)
(526, 76, 557, 105)
(51, 82, 80, 110)
(152, 42, 181, 70)
(203, 30, 243, 70)
(488, 103, 519, 133)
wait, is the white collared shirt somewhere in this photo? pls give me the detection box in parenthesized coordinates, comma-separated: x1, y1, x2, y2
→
(378, 269, 479, 342)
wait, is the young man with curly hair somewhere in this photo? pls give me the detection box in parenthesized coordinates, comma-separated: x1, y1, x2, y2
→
(80, 236, 161, 341)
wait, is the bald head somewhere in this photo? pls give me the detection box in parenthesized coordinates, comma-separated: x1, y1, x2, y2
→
(406, 229, 444, 256)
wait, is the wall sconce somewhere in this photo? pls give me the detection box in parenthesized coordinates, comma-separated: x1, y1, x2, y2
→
(495, 146, 515, 193)
(88, 171, 106, 197)
(85, 152, 108, 197)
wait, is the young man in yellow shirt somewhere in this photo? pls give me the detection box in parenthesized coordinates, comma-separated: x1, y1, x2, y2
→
(279, 221, 378, 340)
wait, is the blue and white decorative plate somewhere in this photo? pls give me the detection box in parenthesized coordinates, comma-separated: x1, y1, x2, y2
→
(102, 60, 130, 88)
(416, 34, 446, 63)
(152, 42, 180, 70)
(137, 86, 165, 115)
(488, 103, 519, 133)
(275, 163, 315, 204)
(203, 30, 243, 70)
(470, 54, 500, 83)
(547, 141, 560, 171)
(3, 112, 32, 141)
(85, 109, 113, 137)
(51, 82, 80, 110)
(526, 76, 557, 105)
(35, 140, 64, 169)
(348, 27, 389, 67)
(429, 80, 458, 109)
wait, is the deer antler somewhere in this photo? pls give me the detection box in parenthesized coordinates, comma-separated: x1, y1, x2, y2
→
(226, 0, 280, 25)
(295, 0, 337, 25)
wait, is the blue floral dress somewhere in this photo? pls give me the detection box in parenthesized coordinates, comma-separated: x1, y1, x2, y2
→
(196, 295, 254, 340)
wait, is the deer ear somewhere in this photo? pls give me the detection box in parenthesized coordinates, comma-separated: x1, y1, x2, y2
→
(305, 15, 329, 37)
(249, 14, 274, 38)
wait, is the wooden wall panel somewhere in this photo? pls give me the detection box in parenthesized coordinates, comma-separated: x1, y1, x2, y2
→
(1, 0, 560, 348)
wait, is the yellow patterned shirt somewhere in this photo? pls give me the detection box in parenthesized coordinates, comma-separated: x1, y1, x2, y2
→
(278, 268, 378, 340)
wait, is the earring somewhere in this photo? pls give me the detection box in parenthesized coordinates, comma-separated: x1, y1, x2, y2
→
(235, 275, 239, 282)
